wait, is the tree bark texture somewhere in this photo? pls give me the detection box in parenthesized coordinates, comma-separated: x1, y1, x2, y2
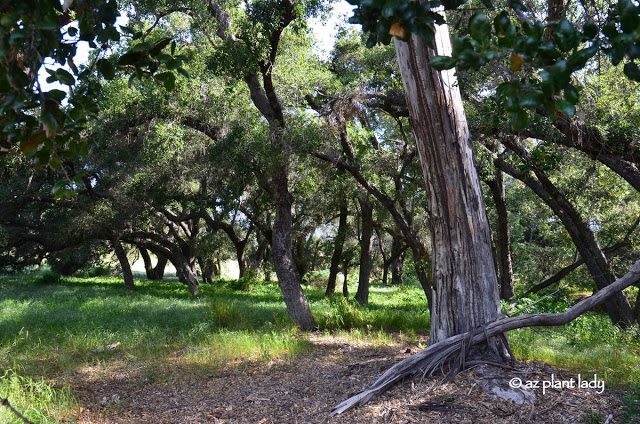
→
(326, 197, 348, 296)
(271, 166, 316, 330)
(355, 195, 374, 304)
(111, 239, 135, 290)
(485, 168, 515, 299)
(394, 24, 507, 359)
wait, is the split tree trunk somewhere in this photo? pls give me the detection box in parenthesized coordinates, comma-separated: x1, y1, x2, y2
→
(139, 247, 167, 281)
(394, 23, 510, 360)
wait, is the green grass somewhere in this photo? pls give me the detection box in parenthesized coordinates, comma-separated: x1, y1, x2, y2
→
(0, 271, 638, 422)
(505, 293, 640, 387)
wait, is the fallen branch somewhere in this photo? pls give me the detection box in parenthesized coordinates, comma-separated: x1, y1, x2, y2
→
(0, 397, 35, 424)
(331, 259, 640, 415)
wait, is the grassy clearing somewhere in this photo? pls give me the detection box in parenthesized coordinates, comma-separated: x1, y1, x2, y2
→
(0, 271, 639, 422)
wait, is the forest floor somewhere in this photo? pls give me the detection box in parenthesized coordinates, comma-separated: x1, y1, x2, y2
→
(72, 333, 624, 424)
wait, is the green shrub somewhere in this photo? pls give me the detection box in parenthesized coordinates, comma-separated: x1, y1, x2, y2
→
(320, 296, 366, 329)
(621, 384, 640, 424)
(34, 270, 63, 285)
(227, 269, 260, 291)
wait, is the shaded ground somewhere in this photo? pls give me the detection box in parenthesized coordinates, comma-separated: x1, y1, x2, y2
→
(72, 334, 623, 424)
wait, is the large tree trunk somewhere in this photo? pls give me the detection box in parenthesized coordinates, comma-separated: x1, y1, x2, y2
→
(394, 24, 510, 361)
(326, 197, 348, 296)
(355, 196, 374, 304)
(111, 239, 135, 290)
(485, 168, 516, 299)
(271, 165, 317, 330)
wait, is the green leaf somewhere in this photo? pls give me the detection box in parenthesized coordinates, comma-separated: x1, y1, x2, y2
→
(150, 37, 172, 55)
(553, 19, 580, 52)
(556, 99, 576, 116)
(520, 91, 544, 108)
(155, 72, 176, 91)
(177, 67, 190, 78)
(564, 84, 579, 104)
(618, 0, 640, 33)
(97, 59, 115, 80)
(40, 110, 58, 137)
(55, 69, 76, 85)
(47, 90, 66, 102)
(624, 61, 640, 81)
(512, 109, 529, 131)
(469, 13, 491, 44)
(118, 51, 145, 66)
(430, 55, 457, 70)
(582, 21, 598, 39)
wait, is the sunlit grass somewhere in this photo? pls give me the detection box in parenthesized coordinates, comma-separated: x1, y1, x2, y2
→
(1, 271, 639, 422)
(509, 322, 640, 387)
(0, 369, 78, 424)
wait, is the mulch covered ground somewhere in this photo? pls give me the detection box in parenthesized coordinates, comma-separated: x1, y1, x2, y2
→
(72, 334, 624, 424)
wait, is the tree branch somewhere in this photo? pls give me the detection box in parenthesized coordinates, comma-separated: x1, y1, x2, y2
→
(332, 259, 640, 415)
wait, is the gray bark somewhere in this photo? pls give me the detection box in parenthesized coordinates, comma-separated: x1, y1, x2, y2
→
(272, 167, 316, 329)
(394, 23, 509, 361)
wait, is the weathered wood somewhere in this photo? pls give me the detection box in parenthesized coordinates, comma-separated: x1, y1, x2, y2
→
(331, 259, 640, 415)
(393, 18, 506, 356)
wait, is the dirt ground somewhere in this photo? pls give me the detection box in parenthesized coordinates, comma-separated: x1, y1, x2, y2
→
(72, 334, 625, 424)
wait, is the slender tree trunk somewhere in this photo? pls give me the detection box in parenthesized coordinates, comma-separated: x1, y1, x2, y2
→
(394, 24, 510, 361)
(271, 164, 316, 329)
(390, 238, 405, 285)
(342, 258, 349, 298)
(355, 196, 374, 304)
(327, 198, 348, 296)
(111, 239, 135, 290)
(485, 168, 515, 299)
(236, 245, 247, 278)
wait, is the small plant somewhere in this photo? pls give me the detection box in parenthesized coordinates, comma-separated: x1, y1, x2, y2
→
(582, 409, 605, 424)
(227, 269, 260, 291)
(321, 296, 365, 329)
(621, 385, 640, 424)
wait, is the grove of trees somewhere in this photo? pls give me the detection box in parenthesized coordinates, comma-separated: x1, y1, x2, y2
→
(2, 0, 640, 411)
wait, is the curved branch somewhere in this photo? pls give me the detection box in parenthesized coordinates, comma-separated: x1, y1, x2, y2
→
(332, 259, 640, 415)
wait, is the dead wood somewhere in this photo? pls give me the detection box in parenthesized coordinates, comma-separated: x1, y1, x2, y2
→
(331, 259, 640, 416)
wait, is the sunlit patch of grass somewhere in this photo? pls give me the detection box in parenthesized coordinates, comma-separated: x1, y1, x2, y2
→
(509, 325, 640, 386)
(0, 369, 78, 424)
